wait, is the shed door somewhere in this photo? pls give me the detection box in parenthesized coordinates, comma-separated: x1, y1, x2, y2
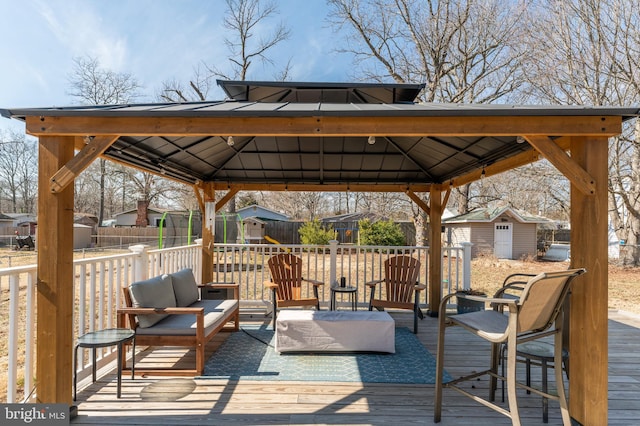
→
(494, 223, 513, 259)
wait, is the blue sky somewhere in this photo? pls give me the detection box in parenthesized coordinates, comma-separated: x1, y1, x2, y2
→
(0, 0, 352, 135)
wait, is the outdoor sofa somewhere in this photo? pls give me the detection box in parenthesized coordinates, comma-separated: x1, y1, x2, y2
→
(117, 268, 239, 375)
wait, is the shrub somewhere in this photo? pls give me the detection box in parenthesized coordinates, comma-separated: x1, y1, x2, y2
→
(298, 220, 335, 245)
(358, 219, 406, 246)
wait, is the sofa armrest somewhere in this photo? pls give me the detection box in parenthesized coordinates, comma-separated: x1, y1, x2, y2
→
(117, 306, 205, 316)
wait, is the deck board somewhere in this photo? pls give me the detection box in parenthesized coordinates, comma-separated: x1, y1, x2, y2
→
(72, 310, 640, 425)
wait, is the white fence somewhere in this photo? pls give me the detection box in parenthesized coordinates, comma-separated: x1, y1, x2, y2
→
(0, 241, 470, 403)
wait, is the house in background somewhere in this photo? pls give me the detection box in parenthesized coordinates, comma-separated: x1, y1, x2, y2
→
(2, 212, 37, 235)
(0, 213, 13, 228)
(74, 213, 99, 233)
(215, 205, 290, 244)
(113, 207, 168, 227)
(443, 206, 553, 259)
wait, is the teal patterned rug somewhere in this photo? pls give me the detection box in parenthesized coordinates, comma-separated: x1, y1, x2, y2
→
(201, 325, 450, 384)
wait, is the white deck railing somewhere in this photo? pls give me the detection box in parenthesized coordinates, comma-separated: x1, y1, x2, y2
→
(0, 240, 470, 403)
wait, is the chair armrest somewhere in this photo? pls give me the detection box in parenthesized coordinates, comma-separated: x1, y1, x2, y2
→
(414, 284, 427, 292)
(365, 279, 383, 288)
(117, 306, 205, 315)
(438, 292, 458, 313)
(264, 281, 278, 290)
(493, 282, 525, 298)
(501, 273, 536, 285)
(302, 278, 324, 286)
(459, 294, 518, 307)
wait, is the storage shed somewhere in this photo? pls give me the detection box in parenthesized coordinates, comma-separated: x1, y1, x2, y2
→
(443, 206, 553, 259)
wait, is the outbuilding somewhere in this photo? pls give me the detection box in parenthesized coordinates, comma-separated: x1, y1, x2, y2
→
(443, 206, 553, 259)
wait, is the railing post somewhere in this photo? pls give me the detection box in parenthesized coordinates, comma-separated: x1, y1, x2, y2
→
(194, 239, 203, 282)
(461, 242, 472, 290)
(329, 240, 338, 286)
(8, 275, 19, 402)
(129, 244, 149, 282)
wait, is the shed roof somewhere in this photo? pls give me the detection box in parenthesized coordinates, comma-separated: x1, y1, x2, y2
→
(443, 206, 554, 224)
(236, 204, 290, 221)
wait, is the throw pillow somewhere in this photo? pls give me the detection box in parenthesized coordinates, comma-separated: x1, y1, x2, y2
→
(129, 274, 176, 328)
(170, 268, 200, 306)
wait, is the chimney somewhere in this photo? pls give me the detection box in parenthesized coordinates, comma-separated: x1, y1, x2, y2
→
(136, 199, 149, 227)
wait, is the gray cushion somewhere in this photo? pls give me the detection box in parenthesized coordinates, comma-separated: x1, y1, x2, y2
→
(170, 268, 200, 307)
(135, 300, 238, 336)
(129, 275, 177, 328)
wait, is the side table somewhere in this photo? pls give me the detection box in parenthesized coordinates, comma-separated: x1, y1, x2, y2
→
(330, 285, 358, 310)
(74, 328, 135, 400)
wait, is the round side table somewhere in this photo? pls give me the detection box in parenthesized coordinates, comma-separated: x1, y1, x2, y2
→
(74, 328, 135, 400)
(330, 285, 358, 311)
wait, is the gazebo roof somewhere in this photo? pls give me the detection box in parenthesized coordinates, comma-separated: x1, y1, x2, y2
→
(2, 80, 638, 189)
(2, 81, 639, 420)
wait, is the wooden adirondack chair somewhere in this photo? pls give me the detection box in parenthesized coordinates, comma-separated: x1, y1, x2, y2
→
(264, 253, 324, 329)
(366, 255, 426, 333)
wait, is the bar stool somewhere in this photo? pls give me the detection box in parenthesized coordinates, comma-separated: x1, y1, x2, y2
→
(502, 340, 569, 423)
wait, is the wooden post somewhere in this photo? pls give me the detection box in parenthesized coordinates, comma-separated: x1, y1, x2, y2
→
(569, 136, 608, 425)
(201, 183, 215, 283)
(428, 185, 443, 316)
(37, 136, 75, 403)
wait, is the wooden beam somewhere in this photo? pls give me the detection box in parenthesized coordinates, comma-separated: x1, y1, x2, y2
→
(26, 115, 623, 137)
(201, 184, 215, 285)
(37, 136, 75, 403)
(406, 190, 430, 215)
(525, 135, 597, 195)
(215, 187, 240, 212)
(210, 182, 431, 193)
(428, 185, 443, 316)
(50, 135, 119, 193)
(569, 136, 608, 425)
(193, 184, 205, 213)
(451, 149, 541, 188)
(442, 187, 451, 209)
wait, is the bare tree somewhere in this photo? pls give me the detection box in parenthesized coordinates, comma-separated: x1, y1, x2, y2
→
(328, 0, 528, 101)
(161, 0, 291, 102)
(327, 0, 530, 243)
(525, 0, 640, 265)
(0, 131, 37, 213)
(159, 0, 292, 216)
(67, 56, 142, 225)
(209, 0, 291, 81)
(261, 191, 329, 221)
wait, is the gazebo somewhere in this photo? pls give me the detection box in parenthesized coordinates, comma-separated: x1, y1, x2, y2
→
(2, 80, 638, 425)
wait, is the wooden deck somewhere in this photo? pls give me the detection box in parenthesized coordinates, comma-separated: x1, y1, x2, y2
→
(72, 310, 640, 425)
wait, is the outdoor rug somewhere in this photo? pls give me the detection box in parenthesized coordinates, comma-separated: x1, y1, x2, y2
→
(201, 325, 451, 384)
